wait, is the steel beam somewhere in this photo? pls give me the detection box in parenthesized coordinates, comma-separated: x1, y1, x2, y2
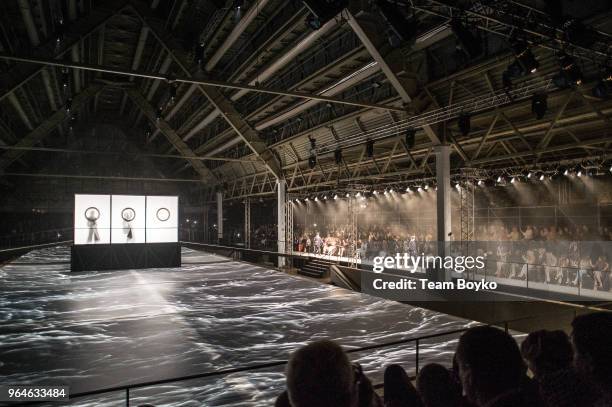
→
(205, 0, 272, 72)
(0, 54, 402, 113)
(346, 4, 440, 144)
(0, 4, 124, 102)
(0, 84, 103, 171)
(125, 88, 215, 182)
(18, 0, 40, 46)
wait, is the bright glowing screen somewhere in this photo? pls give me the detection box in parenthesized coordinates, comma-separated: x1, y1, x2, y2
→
(74, 194, 111, 245)
(74, 194, 178, 245)
(111, 195, 146, 244)
(146, 195, 178, 243)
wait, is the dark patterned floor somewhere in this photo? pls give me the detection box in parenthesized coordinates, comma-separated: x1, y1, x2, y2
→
(0, 246, 476, 406)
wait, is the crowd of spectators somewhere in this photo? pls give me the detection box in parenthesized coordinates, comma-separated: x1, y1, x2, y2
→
(291, 221, 611, 292)
(276, 312, 612, 407)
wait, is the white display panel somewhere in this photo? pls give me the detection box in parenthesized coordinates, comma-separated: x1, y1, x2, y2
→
(74, 194, 111, 245)
(146, 196, 178, 243)
(111, 195, 146, 244)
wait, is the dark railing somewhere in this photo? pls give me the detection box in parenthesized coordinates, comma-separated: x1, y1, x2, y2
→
(0, 227, 72, 250)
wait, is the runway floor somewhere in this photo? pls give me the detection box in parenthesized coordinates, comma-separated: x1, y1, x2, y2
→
(0, 246, 476, 406)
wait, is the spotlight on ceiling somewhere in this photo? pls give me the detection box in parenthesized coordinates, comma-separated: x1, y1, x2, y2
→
(592, 70, 612, 99)
(366, 139, 374, 157)
(512, 40, 539, 73)
(458, 114, 471, 137)
(334, 148, 343, 165)
(531, 93, 548, 119)
(576, 165, 583, 177)
(405, 128, 416, 149)
(559, 53, 583, 86)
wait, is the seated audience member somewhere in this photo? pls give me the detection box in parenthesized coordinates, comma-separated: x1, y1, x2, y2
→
(275, 390, 291, 407)
(454, 326, 540, 407)
(571, 312, 612, 406)
(284, 340, 381, 407)
(416, 363, 464, 407)
(521, 329, 595, 407)
(384, 364, 423, 407)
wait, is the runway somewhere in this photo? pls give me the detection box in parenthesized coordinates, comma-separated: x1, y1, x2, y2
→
(0, 246, 476, 406)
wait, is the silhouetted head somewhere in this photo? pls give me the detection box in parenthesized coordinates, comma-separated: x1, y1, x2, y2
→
(455, 326, 526, 406)
(571, 312, 612, 392)
(286, 340, 357, 407)
(520, 330, 573, 378)
(416, 363, 462, 407)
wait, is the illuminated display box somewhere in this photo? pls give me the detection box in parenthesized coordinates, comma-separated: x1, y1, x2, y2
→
(71, 194, 180, 271)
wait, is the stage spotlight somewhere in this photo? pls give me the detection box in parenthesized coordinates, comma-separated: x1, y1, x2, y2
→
(305, 197, 309, 201)
(513, 40, 539, 73)
(576, 165, 583, 177)
(302, 0, 348, 30)
(373, 190, 378, 195)
(564, 168, 570, 176)
(538, 172, 545, 181)
(478, 179, 484, 186)
(169, 83, 177, 103)
(306, 15, 322, 30)
(559, 53, 583, 86)
(405, 128, 416, 149)
(510, 177, 517, 184)
(458, 114, 470, 137)
(323, 195, 328, 200)
(195, 42, 205, 64)
(450, 18, 482, 59)
(356, 192, 361, 197)
(308, 155, 316, 169)
(406, 186, 411, 192)
(61, 68, 70, 88)
(314, 197, 318, 202)
(55, 19, 65, 42)
(423, 183, 429, 190)
(527, 171, 534, 179)
(346, 193, 350, 198)
(532, 93, 548, 119)
(417, 186, 423, 192)
(496, 175, 503, 183)
(334, 148, 343, 165)
(592, 70, 612, 99)
(366, 139, 374, 157)
(333, 194, 338, 200)
(389, 188, 394, 193)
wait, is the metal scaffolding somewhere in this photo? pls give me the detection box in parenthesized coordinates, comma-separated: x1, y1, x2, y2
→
(244, 197, 251, 248)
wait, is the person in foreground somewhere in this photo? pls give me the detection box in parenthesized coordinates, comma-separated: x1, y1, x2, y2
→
(277, 312, 612, 407)
(279, 339, 381, 407)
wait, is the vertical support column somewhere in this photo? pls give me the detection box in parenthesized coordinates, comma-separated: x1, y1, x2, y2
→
(202, 204, 209, 243)
(435, 145, 451, 280)
(244, 198, 251, 248)
(277, 180, 286, 268)
(216, 191, 223, 244)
